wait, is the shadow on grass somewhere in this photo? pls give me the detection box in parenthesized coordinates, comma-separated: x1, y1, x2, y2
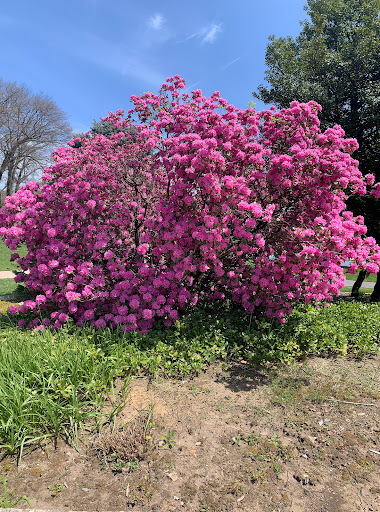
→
(0, 284, 35, 302)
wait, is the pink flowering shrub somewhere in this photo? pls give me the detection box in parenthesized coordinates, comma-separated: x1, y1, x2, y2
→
(1, 75, 379, 331)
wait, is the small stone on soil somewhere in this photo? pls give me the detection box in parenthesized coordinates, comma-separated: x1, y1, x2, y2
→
(168, 472, 179, 482)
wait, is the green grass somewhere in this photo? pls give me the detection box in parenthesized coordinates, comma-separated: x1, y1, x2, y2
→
(0, 279, 30, 299)
(0, 320, 130, 460)
(341, 286, 372, 293)
(0, 298, 378, 461)
(344, 269, 377, 282)
(0, 240, 27, 271)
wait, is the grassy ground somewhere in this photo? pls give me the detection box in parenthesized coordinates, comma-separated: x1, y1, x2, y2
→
(0, 240, 27, 271)
(0, 279, 29, 298)
(344, 268, 377, 282)
(341, 286, 372, 293)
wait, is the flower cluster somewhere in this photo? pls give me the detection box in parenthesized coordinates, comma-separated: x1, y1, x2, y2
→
(1, 75, 379, 331)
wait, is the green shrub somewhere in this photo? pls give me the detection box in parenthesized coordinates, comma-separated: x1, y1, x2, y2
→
(243, 301, 380, 363)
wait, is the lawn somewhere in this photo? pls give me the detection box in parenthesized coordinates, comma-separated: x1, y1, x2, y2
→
(344, 268, 377, 282)
(0, 239, 27, 271)
(341, 285, 372, 293)
(0, 278, 29, 298)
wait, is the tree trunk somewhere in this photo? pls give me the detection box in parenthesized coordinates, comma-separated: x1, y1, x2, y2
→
(350, 269, 367, 297)
(370, 273, 380, 302)
(6, 164, 16, 197)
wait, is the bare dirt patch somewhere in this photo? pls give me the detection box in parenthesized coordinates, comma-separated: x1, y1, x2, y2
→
(1, 356, 379, 511)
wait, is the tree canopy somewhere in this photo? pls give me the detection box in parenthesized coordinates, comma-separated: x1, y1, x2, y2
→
(0, 78, 72, 201)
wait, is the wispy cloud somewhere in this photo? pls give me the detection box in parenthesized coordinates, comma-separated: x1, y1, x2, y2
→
(119, 58, 165, 86)
(177, 22, 222, 44)
(202, 23, 222, 43)
(148, 13, 165, 30)
(57, 30, 165, 87)
(184, 80, 201, 93)
(221, 57, 241, 70)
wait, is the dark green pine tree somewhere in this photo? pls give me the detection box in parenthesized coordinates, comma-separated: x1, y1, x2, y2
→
(254, 0, 380, 300)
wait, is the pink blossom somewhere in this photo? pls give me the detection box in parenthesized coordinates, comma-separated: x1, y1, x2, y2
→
(137, 244, 149, 255)
(0, 76, 378, 333)
(142, 309, 153, 320)
(83, 309, 94, 320)
(104, 250, 115, 260)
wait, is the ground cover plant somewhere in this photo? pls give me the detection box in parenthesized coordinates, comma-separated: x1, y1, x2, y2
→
(0, 76, 379, 333)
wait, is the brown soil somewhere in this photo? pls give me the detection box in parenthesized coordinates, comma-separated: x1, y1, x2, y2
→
(1, 355, 379, 512)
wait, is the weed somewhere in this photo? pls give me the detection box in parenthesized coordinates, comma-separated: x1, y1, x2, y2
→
(251, 468, 265, 483)
(126, 484, 154, 506)
(109, 453, 126, 472)
(188, 385, 211, 395)
(232, 434, 243, 446)
(129, 458, 138, 471)
(160, 430, 175, 449)
(359, 460, 374, 472)
(95, 407, 154, 471)
(47, 481, 66, 496)
(246, 432, 259, 445)
(227, 481, 243, 496)
(0, 473, 32, 508)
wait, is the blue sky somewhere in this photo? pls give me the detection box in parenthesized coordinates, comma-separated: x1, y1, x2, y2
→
(0, 0, 306, 135)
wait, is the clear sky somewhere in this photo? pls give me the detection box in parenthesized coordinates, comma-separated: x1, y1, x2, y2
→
(0, 0, 307, 135)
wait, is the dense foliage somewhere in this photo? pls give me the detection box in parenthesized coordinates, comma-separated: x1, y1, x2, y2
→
(253, 0, 380, 297)
(254, 0, 380, 178)
(0, 76, 379, 331)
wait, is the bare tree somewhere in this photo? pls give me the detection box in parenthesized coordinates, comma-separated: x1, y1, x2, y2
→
(0, 78, 72, 200)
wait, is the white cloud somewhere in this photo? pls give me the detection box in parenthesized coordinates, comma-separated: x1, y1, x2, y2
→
(148, 13, 164, 30)
(177, 22, 222, 45)
(202, 23, 222, 43)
